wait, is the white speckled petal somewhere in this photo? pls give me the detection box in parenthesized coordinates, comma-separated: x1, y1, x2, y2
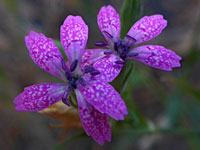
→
(75, 89, 111, 145)
(78, 80, 128, 120)
(93, 54, 123, 82)
(128, 45, 182, 71)
(127, 15, 167, 45)
(25, 31, 64, 79)
(81, 49, 105, 70)
(14, 83, 66, 111)
(60, 15, 88, 64)
(97, 5, 121, 42)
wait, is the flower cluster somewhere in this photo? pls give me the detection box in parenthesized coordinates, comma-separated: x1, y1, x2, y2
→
(14, 5, 181, 145)
(82, 6, 181, 83)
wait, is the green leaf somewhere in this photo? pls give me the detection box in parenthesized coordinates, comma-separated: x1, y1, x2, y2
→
(120, 0, 142, 38)
(54, 39, 68, 61)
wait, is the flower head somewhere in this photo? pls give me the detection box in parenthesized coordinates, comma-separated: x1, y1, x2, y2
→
(83, 5, 182, 82)
(14, 15, 128, 145)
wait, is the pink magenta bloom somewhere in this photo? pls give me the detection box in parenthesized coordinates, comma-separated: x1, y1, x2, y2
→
(14, 16, 128, 145)
(82, 5, 182, 82)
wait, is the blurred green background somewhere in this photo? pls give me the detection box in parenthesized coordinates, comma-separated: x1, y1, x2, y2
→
(0, 0, 200, 149)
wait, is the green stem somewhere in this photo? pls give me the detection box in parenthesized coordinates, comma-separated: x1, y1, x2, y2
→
(111, 61, 134, 94)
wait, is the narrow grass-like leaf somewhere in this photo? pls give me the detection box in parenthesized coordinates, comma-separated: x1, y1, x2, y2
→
(120, 0, 142, 38)
(54, 39, 68, 61)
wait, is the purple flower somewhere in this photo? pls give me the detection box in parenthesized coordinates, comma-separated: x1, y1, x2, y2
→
(14, 15, 128, 145)
(82, 5, 182, 82)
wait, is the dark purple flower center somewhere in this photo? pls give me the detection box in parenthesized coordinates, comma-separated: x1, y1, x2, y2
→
(61, 59, 100, 106)
(112, 34, 138, 60)
(95, 31, 139, 60)
(114, 39, 130, 60)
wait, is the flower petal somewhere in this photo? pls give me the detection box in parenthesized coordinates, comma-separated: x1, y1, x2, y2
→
(127, 15, 167, 45)
(14, 83, 66, 111)
(81, 49, 105, 70)
(93, 54, 123, 82)
(25, 31, 64, 79)
(97, 5, 121, 42)
(75, 89, 111, 145)
(60, 15, 88, 64)
(128, 45, 182, 71)
(78, 80, 128, 120)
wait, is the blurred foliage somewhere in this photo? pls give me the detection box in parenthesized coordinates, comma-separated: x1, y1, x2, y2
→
(3, 0, 17, 13)
(54, 132, 86, 150)
(1, 0, 200, 149)
(169, 78, 200, 101)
